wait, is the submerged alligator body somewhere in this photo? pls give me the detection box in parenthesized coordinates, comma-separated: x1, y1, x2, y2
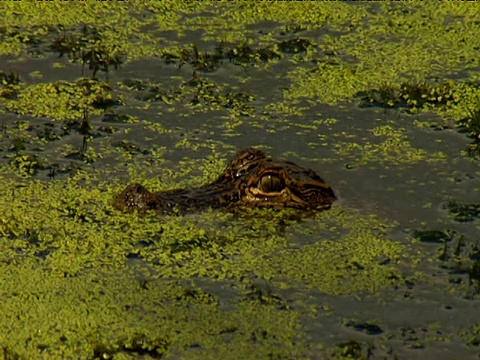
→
(115, 147, 335, 214)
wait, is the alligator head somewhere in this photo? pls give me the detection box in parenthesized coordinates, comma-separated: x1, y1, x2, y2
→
(115, 147, 335, 214)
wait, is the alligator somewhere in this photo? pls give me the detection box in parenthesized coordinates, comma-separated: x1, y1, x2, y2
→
(115, 147, 335, 214)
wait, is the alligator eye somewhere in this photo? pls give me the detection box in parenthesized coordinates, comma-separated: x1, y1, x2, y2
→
(260, 174, 284, 193)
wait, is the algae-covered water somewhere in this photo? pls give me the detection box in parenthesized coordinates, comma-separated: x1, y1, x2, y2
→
(1, 3, 480, 359)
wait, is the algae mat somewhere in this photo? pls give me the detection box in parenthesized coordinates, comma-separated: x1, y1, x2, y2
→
(0, 3, 480, 359)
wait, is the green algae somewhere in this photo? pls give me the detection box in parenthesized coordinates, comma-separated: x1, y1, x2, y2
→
(2, 79, 120, 121)
(0, 166, 414, 358)
(333, 124, 447, 167)
(0, 262, 309, 359)
(3, 2, 480, 157)
(1, 2, 480, 358)
(188, 3, 370, 43)
(3, 2, 480, 85)
(283, 3, 480, 104)
(0, 171, 409, 293)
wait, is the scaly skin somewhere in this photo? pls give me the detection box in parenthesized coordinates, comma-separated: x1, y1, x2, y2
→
(115, 147, 335, 214)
